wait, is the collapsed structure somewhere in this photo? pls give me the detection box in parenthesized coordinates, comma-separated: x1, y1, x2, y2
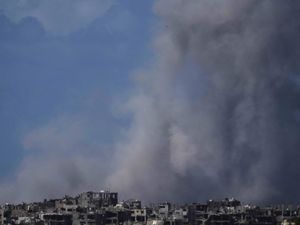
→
(0, 191, 300, 225)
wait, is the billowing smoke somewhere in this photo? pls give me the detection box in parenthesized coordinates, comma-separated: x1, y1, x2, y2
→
(107, 0, 300, 203)
(1, 0, 300, 204)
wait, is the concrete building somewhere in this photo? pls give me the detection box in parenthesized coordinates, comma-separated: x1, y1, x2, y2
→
(72, 212, 105, 225)
(171, 208, 188, 224)
(1, 192, 300, 225)
(131, 208, 147, 223)
(41, 213, 72, 225)
(78, 191, 118, 208)
(188, 203, 208, 225)
(0, 208, 4, 225)
(158, 203, 171, 220)
(55, 196, 77, 214)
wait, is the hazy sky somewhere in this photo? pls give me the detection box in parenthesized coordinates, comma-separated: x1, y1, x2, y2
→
(1, 0, 300, 204)
(0, 0, 154, 193)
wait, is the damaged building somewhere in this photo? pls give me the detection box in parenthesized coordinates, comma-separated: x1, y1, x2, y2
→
(0, 191, 300, 225)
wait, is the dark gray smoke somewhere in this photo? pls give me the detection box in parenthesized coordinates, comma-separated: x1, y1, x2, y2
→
(107, 0, 300, 203)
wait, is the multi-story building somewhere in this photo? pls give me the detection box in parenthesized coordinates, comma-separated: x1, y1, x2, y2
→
(77, 190, 118, 208)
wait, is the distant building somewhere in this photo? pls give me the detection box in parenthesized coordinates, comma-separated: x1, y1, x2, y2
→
(131, 208, 147, 223)
(0, 192, 299, 225)
(158, 202, 171, 220)
(0, 208, 4, 225)
(78, 190, 118, 208)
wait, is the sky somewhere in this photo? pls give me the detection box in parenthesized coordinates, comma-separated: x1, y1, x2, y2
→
(0, 0, 155, 201)
(1, 0, 300, 205)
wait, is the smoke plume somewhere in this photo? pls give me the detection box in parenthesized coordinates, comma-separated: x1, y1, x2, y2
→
(107, 0, 300, 203)
(1, 0, 300, 204)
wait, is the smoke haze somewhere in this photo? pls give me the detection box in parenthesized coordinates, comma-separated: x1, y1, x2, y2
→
(1, 0, 300, 204)
(107, 0, 300, 203)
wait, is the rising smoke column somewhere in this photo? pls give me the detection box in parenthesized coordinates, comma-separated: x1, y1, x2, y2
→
(107, 0, 300, 203)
